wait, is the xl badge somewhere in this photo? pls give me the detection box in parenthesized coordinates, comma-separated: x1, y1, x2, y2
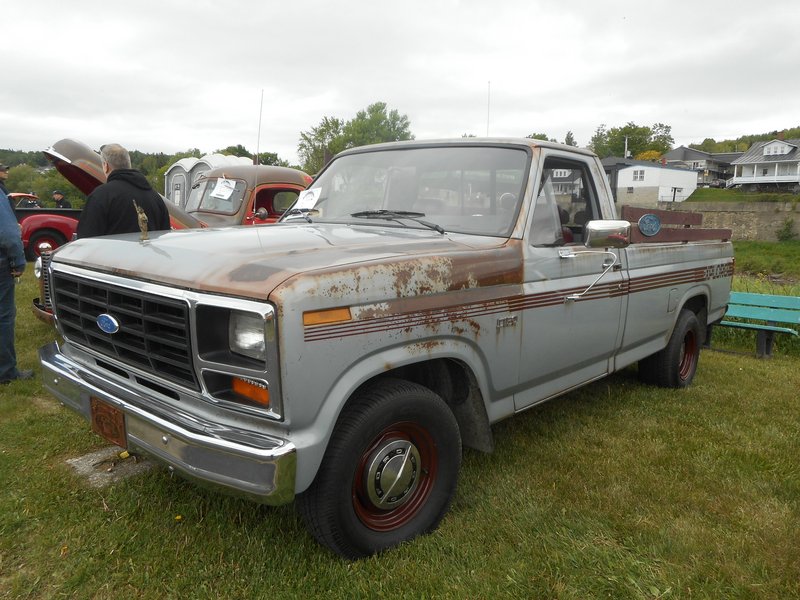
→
(96, 313, 120, 334)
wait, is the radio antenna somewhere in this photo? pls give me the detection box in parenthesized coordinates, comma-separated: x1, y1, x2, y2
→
(255, 88, 264, 165)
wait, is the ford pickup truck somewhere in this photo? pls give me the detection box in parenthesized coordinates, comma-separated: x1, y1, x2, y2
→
(38, 139, 733, 559)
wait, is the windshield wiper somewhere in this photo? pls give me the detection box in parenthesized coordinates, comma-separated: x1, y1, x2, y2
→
(350, 210, 445, 235)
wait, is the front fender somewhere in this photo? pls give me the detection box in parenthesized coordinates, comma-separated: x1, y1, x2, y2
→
(19, 213, 78, 245)
(287, 337, 503, 493)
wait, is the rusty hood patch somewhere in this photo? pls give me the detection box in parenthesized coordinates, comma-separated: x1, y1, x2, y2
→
(51, 224, 522, 300)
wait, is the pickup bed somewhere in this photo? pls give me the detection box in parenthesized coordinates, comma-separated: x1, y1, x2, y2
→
(38, 139, 733, 558)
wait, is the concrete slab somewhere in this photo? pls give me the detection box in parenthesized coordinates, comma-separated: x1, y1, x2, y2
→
(66, 446, 153, 488)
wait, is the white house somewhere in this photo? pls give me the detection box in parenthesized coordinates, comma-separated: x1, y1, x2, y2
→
(728, 139, 800, 191)
(602, 158, 698, 206)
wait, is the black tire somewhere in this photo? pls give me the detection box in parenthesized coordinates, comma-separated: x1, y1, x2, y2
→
(296, 378, 462, 559)
(638, 309, 702, 388)
(26, 229, 67, 261)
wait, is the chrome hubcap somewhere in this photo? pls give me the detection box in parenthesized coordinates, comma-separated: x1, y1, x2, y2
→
(364, 439, 420, 508)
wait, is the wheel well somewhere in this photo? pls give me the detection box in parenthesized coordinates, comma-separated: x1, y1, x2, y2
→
(681, 294, 708, 344)
(26, 228, 67, 259)
(354, 358, 495, 453)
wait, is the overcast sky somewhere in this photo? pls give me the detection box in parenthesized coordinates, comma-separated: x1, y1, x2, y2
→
(3, 1, 799, 164)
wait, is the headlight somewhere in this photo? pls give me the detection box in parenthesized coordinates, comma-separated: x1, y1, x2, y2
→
(34, 256, 43, 279)
(229, 310, 266, 361)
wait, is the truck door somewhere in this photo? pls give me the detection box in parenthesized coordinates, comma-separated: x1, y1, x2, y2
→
(515, 154, 626, 410)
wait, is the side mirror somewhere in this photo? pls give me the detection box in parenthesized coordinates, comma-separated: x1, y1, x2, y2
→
(584, 220, 630, 248)
(254, 207, 269, 220)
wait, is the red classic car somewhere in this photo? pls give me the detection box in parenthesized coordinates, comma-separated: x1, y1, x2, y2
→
(184, 165, 312, 227)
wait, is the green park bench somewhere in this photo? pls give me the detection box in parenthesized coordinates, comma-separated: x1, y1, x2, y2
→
(713, 291, 800, 358)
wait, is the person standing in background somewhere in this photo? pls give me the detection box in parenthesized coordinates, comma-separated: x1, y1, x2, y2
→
(52, 190, 72, 208)
(76, 143, 170, 238)
(0, 165, 10, 209)
(0, 179, 34, 384)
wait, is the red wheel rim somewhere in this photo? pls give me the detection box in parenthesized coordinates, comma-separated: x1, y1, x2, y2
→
(33, 237, 61, 257)
(352, 421, 438, 531)
(678, 328, 698, 381)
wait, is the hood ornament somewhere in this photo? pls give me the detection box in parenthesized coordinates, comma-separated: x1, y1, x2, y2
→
(133, 200, 149, 242)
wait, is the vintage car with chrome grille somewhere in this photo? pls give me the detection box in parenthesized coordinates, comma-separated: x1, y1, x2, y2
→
(38, 139, 733, 559)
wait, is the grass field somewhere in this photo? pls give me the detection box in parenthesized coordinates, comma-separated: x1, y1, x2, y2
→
(1, 242, 798, 599)
(687, 188, 799, 204)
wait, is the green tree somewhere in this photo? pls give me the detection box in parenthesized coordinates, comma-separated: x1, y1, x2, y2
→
(342, 102, 413, 149)
(297, 116, 346, 175)
(215, 144, 252, 158)
(588, 122, 674, 158)
(7, 164, 84, 208)
(693, 138, 718, 153)
(564, 131, 577, 146)
(648, 123, 674, 155)
(297, 102, 414, 174)
(256, 152, 290, 167)
(526, 133, 555, 142)
(588, 124, 610, 157)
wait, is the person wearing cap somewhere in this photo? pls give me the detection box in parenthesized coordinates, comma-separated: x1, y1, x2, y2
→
(52, 190, 71, 208)
(76, 143, 170, 238)
(0, 173, 34, 384)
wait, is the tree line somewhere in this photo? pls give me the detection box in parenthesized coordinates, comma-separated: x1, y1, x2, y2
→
(2, 104, 797, 209)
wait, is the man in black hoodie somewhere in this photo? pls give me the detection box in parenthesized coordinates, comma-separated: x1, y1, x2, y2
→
(76, 143, 170, 238)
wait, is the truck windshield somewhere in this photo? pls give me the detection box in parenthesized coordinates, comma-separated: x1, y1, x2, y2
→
(186, 177, 248, 215)
(289, 146, 529, 237)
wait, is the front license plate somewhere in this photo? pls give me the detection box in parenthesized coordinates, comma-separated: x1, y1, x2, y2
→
(90, 397, 127, 449)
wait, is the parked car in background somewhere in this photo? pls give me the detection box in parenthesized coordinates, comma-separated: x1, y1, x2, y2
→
(184, 164, 312, 227)
(12, 193, 81, 260)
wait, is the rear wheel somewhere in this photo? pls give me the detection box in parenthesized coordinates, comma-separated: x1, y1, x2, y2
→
(296, 378, 461, 559)
(638, 309, 702, 388)
(26, 230, 67, 260)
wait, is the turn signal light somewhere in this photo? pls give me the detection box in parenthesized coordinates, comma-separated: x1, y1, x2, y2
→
(232, 377, 270, 407)
(303, 307, 352, 326)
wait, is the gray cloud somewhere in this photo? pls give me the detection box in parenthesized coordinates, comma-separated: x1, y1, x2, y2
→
(3, 0, 799, 163)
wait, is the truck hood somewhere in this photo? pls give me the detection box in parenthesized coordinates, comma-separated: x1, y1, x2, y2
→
(51, 223, 518, 300)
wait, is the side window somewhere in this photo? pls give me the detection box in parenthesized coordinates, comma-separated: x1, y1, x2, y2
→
(274, 190, 299, 213)
(530, 157, 599, 246)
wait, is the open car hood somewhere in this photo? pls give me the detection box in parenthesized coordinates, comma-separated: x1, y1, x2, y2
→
(43, 138, 205, 229)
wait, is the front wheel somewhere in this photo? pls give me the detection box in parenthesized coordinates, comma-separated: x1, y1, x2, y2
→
(296, 378, 462, 559)
(638, 309, 702, 388)
(26, 229, 67, 261)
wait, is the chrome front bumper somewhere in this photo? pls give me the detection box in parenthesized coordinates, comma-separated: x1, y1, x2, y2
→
(39, 341, 296, 505)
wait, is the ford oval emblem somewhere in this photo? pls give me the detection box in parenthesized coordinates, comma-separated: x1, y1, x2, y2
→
(637, 213, 662, 237)
(96, 313, 120, 334)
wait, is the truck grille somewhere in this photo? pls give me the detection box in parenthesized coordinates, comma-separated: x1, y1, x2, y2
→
(52, 272, 198, 389)
(41, 251, 53, 311)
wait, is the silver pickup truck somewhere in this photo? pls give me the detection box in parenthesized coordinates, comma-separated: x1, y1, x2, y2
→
(39, 139, 733, 558)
